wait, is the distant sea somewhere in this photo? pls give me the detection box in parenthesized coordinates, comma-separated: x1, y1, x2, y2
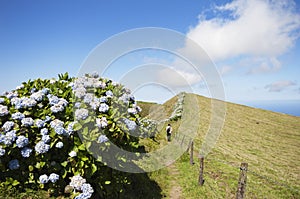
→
(240, 100, 300, 117)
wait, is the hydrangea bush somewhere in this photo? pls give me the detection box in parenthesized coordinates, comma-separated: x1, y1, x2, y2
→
(169, 92, 185, 121)
(0, 73, 147, 198)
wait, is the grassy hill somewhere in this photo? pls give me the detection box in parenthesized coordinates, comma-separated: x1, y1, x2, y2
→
(139, 93, 300, 198)
(2, 93, 299, 198)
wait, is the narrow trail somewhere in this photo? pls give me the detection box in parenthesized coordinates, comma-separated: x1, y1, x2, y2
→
(168, 163, 183, 199)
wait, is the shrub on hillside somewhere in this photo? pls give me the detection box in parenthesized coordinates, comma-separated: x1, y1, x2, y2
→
(0, 73, 146, 198)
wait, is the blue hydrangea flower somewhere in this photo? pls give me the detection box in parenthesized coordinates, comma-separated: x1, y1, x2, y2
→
(96, 117, 108, 128)
(21, 117, 34, 127)
(75, 108, 89, 120)
(44, 116, 52, 123)
(11, 112, 25, 120)
(128, 108, 137, 115)
(99, 81, 106, 89)
(41, 88, 50, 95)
(35, 141, 50, 154)
(0, 134, 4, 143)
(74, 87, 86, 98)
(123, 118, 137, 131)
(120, 94, 129, 104)
(81, 183, 94, 195)
(75, 193, 92, 199)
(98, 103, 109, 113)
(50, 119, 64, 128)
(2, 121, 15, 132)
(21, 147, 32, 158)
(50, 104, 65, 113)
(4, 130, 17, 145)
(39, 174, 49, 184)
(99, 96, 107, 103)
(58, 98, 68, 106)
(0, 105, 9, 116)
(49, 173, 59, 183)
(89, 101, 100, 110)
(70, 175, 86, 190)
(48, 95, 59, 105)
(30, 88, 37, 93)
(8, 159, 20, 170)
(10, 97, 22, 109)
(54, 127, 66, 135)
(74, 102, 81, 108)
(83, 93, 94, 104)
(42, 135, 51, 143)
(55, 141, 64, 148)
(16, 135, 29, 148)
(67, 122, 77, 134)
(21, 97, 37, 108)
(98, 135, 109, 143)
(105, 90, 113, 98)
(6, 92, 18, 99)
(30, 91, 44, 102)
(35, 119, 45, 128)
(40, 128, 49, 135)
(0, 147, 5, 156)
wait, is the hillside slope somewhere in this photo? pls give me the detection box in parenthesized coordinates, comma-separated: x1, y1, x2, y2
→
(141, 93, 300, 198)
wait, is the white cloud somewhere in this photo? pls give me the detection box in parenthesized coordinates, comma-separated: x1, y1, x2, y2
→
(150, 0, 300, 88)
(186, 0, 300, 68)
(265, 80, 296, 92)
(247, 56, 282, 74)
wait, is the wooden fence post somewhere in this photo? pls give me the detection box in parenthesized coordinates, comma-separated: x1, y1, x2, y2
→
(180, 135, 186, 147)
(190, 141, 194, 165)
(198, 156, 204, 186)
(236, 162, 248, 199)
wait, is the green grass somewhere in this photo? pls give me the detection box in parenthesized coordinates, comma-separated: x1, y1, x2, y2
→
(141, 93, 300, 198)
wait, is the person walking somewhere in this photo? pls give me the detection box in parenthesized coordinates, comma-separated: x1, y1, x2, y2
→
(166, 124, 172, 142)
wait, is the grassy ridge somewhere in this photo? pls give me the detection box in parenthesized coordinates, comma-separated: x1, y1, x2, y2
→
(140, 93, 300, 198)
(2, 94, 299, 198)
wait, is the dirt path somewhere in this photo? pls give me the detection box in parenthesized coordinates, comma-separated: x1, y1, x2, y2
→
(168, 163, 183, 199)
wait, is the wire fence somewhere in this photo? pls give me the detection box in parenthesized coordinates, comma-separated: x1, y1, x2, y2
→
(184, 141, 300, 198)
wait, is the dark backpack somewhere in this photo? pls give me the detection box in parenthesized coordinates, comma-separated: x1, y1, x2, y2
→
(166, 127, 171, 134)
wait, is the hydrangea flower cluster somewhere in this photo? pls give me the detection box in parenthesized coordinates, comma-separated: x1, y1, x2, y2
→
(169, 92, 185, 121)
(96, 117, 108, 128)
(8, 159, 20, 170)
(123, 118, 137, 131)
(48, 94, 68, 113)
(0, 73, 144, 198)
(39, 173, 60, 184)
(75, 108, 89, 120)
(0, 146, 5, 156)
(0, 105, 9, 116)
(16, 135, 29, 148)
(98, 135, 109, 143)
(70, 175, 94, 199)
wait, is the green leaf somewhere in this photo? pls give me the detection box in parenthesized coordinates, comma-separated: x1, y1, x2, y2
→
(82, 127, 89, 136)
(78, 144, 86, 151)
(91, 163, 97, 174)
(105, 181, 111, 185)
(73, 123, 82, 131)
(28, 165, 34, 172)
(61, 161, 68, 167)
(12, 180, 20, 186)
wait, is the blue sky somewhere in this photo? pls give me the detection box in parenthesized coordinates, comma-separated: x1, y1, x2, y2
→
(1, 0, 300, 106)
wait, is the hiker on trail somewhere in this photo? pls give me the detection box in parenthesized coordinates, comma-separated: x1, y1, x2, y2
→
(166, 124, 172, 142)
